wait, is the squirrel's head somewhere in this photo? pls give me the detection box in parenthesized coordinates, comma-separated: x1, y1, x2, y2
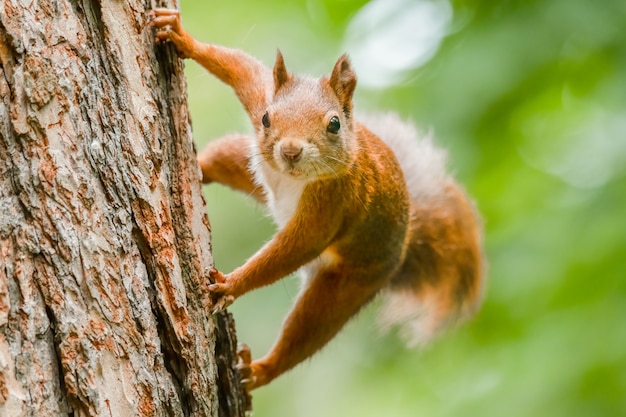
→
(256, 51, 358, 181)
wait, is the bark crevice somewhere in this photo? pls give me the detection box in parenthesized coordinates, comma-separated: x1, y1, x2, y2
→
(0, 1, 247, 416)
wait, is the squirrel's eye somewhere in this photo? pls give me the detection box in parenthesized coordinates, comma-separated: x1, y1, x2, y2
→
(262, 112, 271, 128)
(327, 116, 340, 134)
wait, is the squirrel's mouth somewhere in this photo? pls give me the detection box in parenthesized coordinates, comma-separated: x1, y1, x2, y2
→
(283, 165, 305, 178)
(274, 153, 308, 179)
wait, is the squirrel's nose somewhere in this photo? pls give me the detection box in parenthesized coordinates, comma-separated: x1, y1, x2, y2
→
(280, 144, 303, 163)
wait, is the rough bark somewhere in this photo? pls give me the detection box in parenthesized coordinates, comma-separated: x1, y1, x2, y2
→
(0, 1, 247, 416)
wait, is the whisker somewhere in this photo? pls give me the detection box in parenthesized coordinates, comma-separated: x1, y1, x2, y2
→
(324, 155, 348, 166)
(314, 158, 339, 178)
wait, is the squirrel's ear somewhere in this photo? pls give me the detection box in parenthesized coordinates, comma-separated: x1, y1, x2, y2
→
(273, 50, 292, 93)
(329, 54, 357, 117)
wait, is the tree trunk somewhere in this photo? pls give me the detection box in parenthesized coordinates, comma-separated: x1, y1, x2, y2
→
(0, 1, 247, 416)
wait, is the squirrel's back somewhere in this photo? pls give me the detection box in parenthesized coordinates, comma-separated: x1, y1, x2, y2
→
(361, 112, 485, 346)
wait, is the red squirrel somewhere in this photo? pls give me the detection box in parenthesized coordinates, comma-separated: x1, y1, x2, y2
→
(149, 8, 484, 391)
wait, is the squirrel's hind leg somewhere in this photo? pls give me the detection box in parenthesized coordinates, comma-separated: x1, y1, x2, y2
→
(247, 262, 386, 389)
(197, 134, 265, 203)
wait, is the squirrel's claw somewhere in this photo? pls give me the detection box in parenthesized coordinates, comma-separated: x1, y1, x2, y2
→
(147, 8, 193, 57)
(209, 268, 235, 313)
(237, 344, 257, 395)
(207, 283, 228, 293)
(210, 294, 234, 314)
(209, 267, 227, 283)
(147, 8, 179, 31)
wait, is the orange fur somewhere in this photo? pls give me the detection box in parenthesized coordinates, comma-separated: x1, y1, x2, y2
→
(150, 8, 484, 391)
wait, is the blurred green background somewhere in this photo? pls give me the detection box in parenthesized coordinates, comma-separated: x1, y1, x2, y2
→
(179, 0, 626, 415)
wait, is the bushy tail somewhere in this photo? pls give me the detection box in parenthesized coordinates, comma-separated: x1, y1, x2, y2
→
(362, 113, 485, 347)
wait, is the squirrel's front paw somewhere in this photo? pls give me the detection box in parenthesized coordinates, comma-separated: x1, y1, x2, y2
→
(147, 8, 193, 57)
(208, 268, 236, 314)
(147, 8, 180, 33)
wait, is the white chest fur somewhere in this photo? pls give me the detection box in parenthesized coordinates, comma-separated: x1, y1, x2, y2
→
(250, 153, 307, 228)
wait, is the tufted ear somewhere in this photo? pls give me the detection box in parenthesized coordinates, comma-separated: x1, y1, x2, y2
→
(273, 50, 292, 93)
(329, 54, 357, 117)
